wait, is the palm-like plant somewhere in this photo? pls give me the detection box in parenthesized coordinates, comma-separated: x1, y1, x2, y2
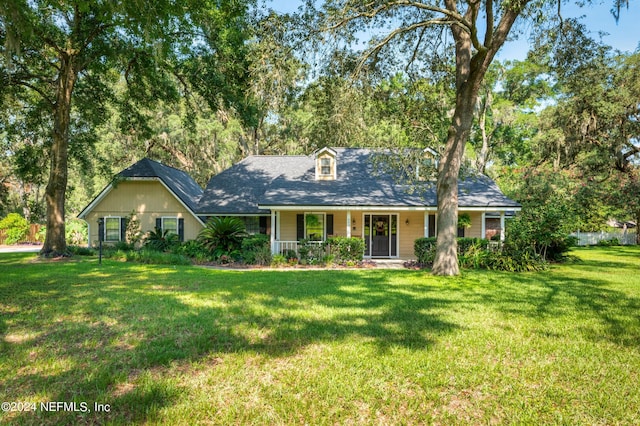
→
(197, 217, 247, 255)
(144, 228, 180, 252)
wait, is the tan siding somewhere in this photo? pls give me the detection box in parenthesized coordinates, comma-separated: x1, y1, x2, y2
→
(464, 211, 483, 238)
(331, 213, 348, 237)
(399, 212, 425, 258)
(279, 211, 298, 241)
(279, 211, 353, 240)
(83, 180, 202, 246)
(276, 210, 488, 259)
(350, 212, 362, 239)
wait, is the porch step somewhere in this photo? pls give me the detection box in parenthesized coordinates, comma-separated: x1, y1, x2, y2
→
(371, 259, 408, 269)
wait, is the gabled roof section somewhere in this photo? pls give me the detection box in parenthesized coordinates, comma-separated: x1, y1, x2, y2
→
(117, 158, 203, 212)
(78, 158, 203, 220)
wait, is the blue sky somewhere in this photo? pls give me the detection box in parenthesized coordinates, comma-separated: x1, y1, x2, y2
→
(266, 1, 640, 61)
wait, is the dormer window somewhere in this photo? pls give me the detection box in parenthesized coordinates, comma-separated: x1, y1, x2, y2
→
(320, 158, 331, 175)
(315, 147, 337, 180)
(416, 147, 439, 180)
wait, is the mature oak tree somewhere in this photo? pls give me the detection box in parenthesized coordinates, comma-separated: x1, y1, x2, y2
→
(0, 0, 252, 256)
(313, 0, 627, 275)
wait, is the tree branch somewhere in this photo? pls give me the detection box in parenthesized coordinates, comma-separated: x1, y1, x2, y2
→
(325, 0, 470, 34)
(484, 0, 494, 47)
(13, 79, 55, 106)
(354, 19, 455, 76)
(406, 26, 427, 73)
(623, 141, 640, 160)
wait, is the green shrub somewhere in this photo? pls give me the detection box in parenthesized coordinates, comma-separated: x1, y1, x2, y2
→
(325, 237, 365, 264)
(113, 240, 135, 252)
(597, 238, 620, 247)
(284, 249, 298, 261)
(480, 249, 547, 272)
(415, 237, 487, 265)
(298, 239, 326, 265)
(413, 236, 545, 272)
(125, 212, 143, 247)
(0, 213, 30, 245)
(198, 217, 247, 259)
(504, 204, 576, 262)
(458, 243, 490, 269)
(144, 228, 180, 252)
(414, 237, 437, 265)
(241, 234, 272, 265)
(271, 254, 287, 267)
(125, 249, 192, 265)
(174, 240, 213, 263)
(65, 219, 88, 246)
(36, 225, 46, 242)
(67, 245, 95, 256)
(457, 237, 489, 253)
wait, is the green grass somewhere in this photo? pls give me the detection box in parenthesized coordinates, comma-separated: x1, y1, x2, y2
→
(1, 247, 639, 425)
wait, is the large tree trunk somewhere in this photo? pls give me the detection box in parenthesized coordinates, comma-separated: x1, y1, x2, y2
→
(40, 54, 77, 257)
(431, 2, 523, 275)
(476, 90, 492, 174)
(636, 209, 640, 245)
(432, 88, 476, 276)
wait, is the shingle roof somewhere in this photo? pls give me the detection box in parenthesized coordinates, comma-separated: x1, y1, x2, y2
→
(197, 148, 520, 214)
(118, 158, 203, 212)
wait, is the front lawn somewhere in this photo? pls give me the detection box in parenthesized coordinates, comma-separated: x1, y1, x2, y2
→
(1, 247, 639, 424)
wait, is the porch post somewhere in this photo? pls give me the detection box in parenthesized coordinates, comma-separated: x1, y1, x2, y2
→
(424, 213, 428, 237)
(481, 212, 486, 240)
(270, 210, 276, 254)
(500, 211, 505, 242)
(87, 223, 91, 248)
(346, 210, 352, 238)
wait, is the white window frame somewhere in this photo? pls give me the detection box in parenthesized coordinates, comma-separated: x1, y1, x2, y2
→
(320, 157, 332, 176)
(161, 216, 179, 235)
(104, 216, 121, 242)
(304, 212, 326, 241)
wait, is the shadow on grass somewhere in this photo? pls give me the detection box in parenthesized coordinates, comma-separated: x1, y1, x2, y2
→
(0, 258, 457, 425)
(1, 248, 639, 424)
(459, 253, 640, 348)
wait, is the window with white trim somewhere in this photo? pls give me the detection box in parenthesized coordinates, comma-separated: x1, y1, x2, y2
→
(305, 213, 325, 241)
(320, 158, 331, 175)
(105, 217, 121, 242)
(162, 217, 178, 235)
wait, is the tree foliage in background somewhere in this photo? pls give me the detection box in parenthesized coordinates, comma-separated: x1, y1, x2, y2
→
(0, 0, 254, 257)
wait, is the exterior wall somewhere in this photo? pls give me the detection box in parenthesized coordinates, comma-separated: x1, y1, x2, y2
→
(398, 211, 426, 258)
(275, 209, 503, 259)
(464, 211, 484, 238)
(277, 210, 428, 259)
(83, 180, 202, 246)
(279, 211, 299, 242)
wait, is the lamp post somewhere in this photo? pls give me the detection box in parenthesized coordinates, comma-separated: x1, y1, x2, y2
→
(97, 218, 104, 265)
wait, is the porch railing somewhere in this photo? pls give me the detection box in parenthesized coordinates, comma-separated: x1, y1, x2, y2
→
(272, 240, 326, 256)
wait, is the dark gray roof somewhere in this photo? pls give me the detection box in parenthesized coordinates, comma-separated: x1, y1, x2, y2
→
(118, 158, 203, 212)
(197, 148, 520, 214)
(197, 155, 311, 214)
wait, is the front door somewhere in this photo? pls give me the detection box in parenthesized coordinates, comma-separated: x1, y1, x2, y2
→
(364, 214, 398, 257)
(372, 215, 390, 256)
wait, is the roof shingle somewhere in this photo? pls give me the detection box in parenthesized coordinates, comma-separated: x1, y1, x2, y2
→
(118, 158, 203, 212)
(196, 148, 519, 214)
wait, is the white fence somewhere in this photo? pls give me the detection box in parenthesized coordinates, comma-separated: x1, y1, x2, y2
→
(571, 231, 637, 246)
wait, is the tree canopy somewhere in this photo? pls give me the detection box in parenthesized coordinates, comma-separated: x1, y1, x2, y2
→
(0, 0, 255, 256)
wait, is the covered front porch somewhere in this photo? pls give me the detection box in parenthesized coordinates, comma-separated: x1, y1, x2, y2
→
(266, 208, 512, 259)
